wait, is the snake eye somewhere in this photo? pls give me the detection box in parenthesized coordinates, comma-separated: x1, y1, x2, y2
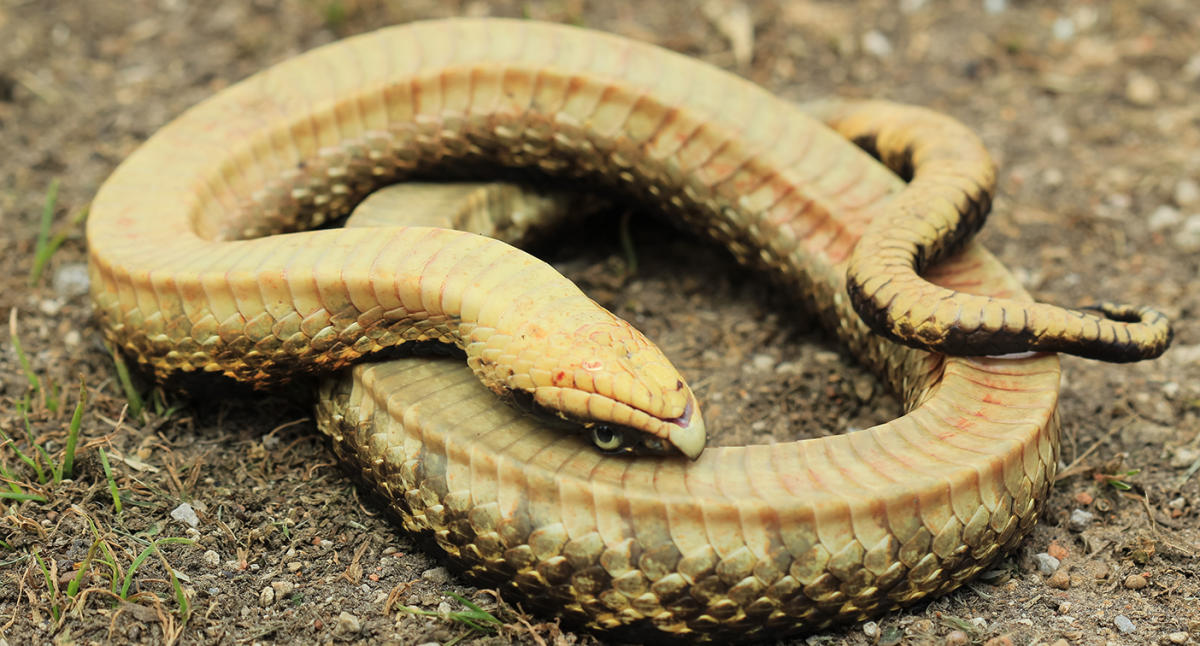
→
(591, 425, 624, 452)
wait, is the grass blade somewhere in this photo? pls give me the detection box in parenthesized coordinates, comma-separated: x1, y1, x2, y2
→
(57, 379, 87, 481)
(107, 343, 144, 420)
(9, 309, 42, 395)
(29, 180, 59, 285)
(98, 447, 123, 513)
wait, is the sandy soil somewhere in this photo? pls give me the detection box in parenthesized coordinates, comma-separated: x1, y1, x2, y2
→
(1, 1, 1197, 644)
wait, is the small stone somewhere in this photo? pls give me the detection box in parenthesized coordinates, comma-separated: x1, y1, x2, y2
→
(1176, 179, 1200, 207)
(1167, 631, 1189, 644)
(202, 550, 220, 567)
(1174, 215, 1200, 253)
(1057, 601, 1072, 614)
(862, 620, 880, 639)
(272, 580, 295, 598)
(750, 353, 775, 373)
(1168, 497, 1187, 510)
(1047, 568, 1071, 589)
(1047, 541, 1069, 560)
(258, 586, 274, 607)
(286, 561, 302, 572)
(1186, 54, 1200, 80)
(1042, 167, 1065, 186)
(945, 630, 970, 646)
(983, 636, 1014, 646)
(1123, 573, 1148, 590)
(1074, 491, 1094, 505)
(422, 567, 450, 584)
(970, 617, 988, 630)
(1125, 73, 1160, 106)
(170, 502, 200, 528)
(335, 611, 361, 635)
(1051, 16, 1075, 40)
(1033, 552, 1061, 575)
(1047, 124, 1070, 147)
(983, 0, 1007, 14)
(1068, 509, 1095, 531)
(1172, 447, 1200, 469)
(1149, 205, 1183, 232)
(52, 263, 91, 297)
(862, 30, 892, 57)
(1114, 615, 1135, 634)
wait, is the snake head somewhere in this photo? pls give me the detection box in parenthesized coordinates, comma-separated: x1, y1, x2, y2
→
(468, 315, 707, 459)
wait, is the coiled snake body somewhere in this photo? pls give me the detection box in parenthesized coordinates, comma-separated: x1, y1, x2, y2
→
(88, 18, 1170, 641)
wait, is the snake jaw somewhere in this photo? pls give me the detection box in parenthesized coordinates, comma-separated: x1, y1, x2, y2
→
(529, 385, 707, 457)
(665, 395, 705, 459)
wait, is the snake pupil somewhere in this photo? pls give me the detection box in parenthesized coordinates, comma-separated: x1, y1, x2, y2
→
(591, 426, 623, 451)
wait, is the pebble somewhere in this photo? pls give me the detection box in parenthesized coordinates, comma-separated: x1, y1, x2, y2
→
(983, 635, 1014, 646)
(1123, 573, 1148, 590)
(202, 550, 220, 567)
(258, 586, 274, 607)
(272, 580, 295, 598)
(1047, 568, 1071, 590)
(422, 566, 450, 584)
(1033, 552, 1061, 575)
(170, 502, 200, 528)
(983, 0, 1007, 14)
(1068, 509, 1095, 531)
(1125, 73, 1161, 106)
(970, 617, 988, 630)
(1172, 448, 1200, 469)
(335, 611, 361, 635)
(945, 629, 969, 645)
(1176, 179, 1200, 207)
(1051, 17, 1075, 41)
(862, 620, 880, 639)
(1174, 215, 1200, 253)
(1047, 541, 1069, 560)
(1187, 53, 1200, 80)
(1114, 615, 1135, 634)
(1167, 631, 1189, 644)
(52, 263, 90, 297)
(750, 353, 775, 373)
(862, 30, 892, 57)
(1149, 205, 1183, 232)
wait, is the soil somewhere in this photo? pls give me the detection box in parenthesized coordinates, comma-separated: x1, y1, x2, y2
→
(1, 1, 1198, 645)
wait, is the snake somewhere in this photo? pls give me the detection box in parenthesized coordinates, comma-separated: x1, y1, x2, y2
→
(86, 18, 1172, 641)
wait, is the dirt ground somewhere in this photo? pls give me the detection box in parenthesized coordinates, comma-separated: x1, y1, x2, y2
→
(2, 0, 1198, 644)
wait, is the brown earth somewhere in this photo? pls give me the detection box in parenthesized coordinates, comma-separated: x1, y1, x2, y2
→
(1, 1, 1198, 645)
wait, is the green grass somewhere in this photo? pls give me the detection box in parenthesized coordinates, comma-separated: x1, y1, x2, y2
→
(108, 342, 145, 420)
(98, 447, 123, 513)
(401, 592, 503, 639)
(29, 179, 89, 286)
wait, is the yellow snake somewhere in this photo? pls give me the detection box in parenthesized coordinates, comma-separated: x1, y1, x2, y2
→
(87, 18, 1171, 641)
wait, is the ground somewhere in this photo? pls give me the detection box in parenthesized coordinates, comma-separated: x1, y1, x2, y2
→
(1, 0, 1198, 645)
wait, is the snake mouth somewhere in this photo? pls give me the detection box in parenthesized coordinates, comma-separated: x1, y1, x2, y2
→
(521, 386, 707, 458)
(662, 397, 704, 459)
